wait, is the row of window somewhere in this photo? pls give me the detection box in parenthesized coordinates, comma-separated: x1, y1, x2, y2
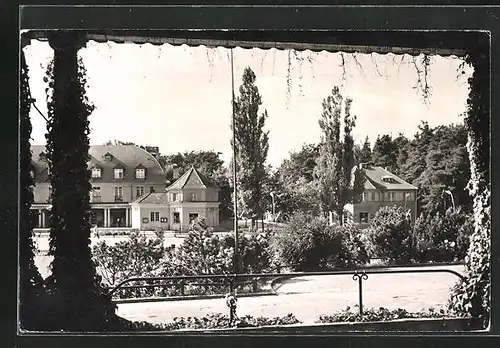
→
(357, 211, 412, 224)
(361, 191, 415, 202)
(91, 186, 155, 200)
(171, 192, 198, 202)
(91, 168, 146, 180)
(34, 168, 146, 180)
(148, 212, 181, 223)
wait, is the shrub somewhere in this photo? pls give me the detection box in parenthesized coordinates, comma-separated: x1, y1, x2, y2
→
(92, 232, 165, 288)
(272, 213, 365, 271)
(94, 217, 274, 299)
(413, 208, 474, 263)
(221, 230, 274, 274)
(336, 224, 370, 267)
(361, 206, 413, 264)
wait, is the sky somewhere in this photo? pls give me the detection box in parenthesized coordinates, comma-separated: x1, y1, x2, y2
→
(23, 40, 473, 168)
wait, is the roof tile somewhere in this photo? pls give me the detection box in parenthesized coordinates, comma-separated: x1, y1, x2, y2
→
(31, 144, 165, 184)
(362, 165, 417, 190)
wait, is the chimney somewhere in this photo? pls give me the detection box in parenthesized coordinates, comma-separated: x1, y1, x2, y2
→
(172, 164, 179, 180)
(146, 146, 159, 159)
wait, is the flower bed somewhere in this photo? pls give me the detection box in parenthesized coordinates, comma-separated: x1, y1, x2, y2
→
(116, 313, 301, 332)
(317, 306, 447, 323)
(113, 308, 481, 332)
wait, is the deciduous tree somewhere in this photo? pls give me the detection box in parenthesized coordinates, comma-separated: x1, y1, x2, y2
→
(314, 87, 364, 225)
(231, 67, 270, 231)
(355, 136, 372, 164)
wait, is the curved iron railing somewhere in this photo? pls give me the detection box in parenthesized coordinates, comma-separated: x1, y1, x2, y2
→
(107, 266, 465, 321)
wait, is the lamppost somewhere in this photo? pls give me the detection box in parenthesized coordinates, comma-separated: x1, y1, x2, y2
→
(230, 49, 240, 276)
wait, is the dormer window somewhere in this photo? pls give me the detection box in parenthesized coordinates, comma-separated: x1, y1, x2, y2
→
(114, 168, 124, 179)
(135, 168, 146, 179)
(91, 168, 102, 178)
(104, 152, 113, 162)
(381, 175, 399, 184)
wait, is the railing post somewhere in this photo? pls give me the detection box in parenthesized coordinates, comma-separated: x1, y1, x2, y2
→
(226, 277, 237, 325)
(252, 278, 258, 293)
(180, 279, 185, 296)
(352, 271, 368, 315)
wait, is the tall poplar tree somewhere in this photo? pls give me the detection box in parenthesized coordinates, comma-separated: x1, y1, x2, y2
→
(314, 87, 364, 225)
(231, 67, 269, 231)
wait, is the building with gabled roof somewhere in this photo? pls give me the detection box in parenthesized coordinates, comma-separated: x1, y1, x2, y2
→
(31, 144, 166, 229)
(31, 145, 221, 231)
(130, 166, 220, 231)
(343, 163, 418, 227)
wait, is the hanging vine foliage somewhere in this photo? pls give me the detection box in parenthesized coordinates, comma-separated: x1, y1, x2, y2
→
(411, 54, 433, 105)
(448, 44, 490, 327)
(19, 48, 45, 330)
(43, 32, 115, 331)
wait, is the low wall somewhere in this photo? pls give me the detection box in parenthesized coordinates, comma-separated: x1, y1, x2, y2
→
(175, 317, 482, 333)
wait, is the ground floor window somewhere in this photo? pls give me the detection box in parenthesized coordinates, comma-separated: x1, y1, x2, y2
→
(173, 212, 180, 223)
(359, 212, 369, 223)
(92, 186, 101, 197)
(90, 209, 105, 227)
(150, 211, 160, 222)
(189, 212, 198, 223)
(31, 209, 41, 228)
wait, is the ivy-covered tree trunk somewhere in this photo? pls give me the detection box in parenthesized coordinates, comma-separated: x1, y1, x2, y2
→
(448, 44, 490, 327)
(19, 47, 45, 330)
(44, 32, 115, 331)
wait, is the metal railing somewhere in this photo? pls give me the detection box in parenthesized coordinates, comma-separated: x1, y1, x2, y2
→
(107, 267, 465, 323)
